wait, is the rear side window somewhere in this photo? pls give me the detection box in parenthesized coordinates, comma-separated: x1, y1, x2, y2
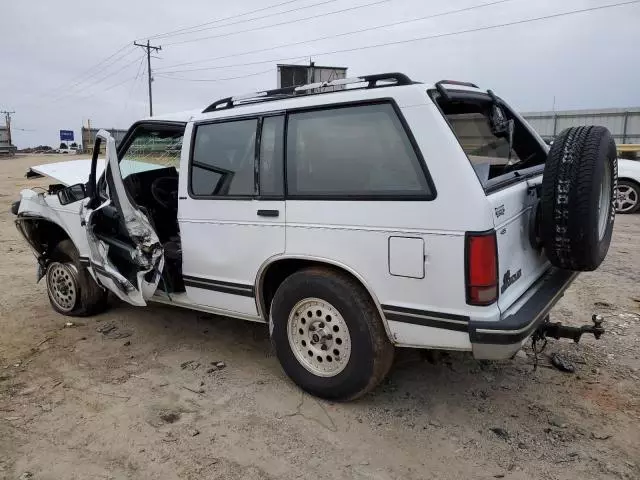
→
(190, 119, 257, 197)
(286, 103, 432, 198)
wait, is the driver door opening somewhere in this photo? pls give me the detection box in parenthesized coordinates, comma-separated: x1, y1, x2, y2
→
(92, 122, 186, 296)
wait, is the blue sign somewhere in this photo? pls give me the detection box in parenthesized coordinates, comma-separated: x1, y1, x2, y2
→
(59, 130, 74, 142)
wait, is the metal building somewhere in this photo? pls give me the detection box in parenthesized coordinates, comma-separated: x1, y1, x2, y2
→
(81, 127, 128, 153)
(277, 64, 347, 92)
(0, 126, 16, 156)
(522, 108, 640, 144)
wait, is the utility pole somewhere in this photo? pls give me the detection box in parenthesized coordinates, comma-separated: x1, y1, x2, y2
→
(133, 40, 162, 116)
(307, 58, 315, 84)
(1, 110, 15, 146)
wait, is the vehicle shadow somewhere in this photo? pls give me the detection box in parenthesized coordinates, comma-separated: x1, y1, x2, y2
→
(109, 299, 538, 417)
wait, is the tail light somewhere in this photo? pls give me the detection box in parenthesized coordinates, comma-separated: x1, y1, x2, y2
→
(465, 230, 498, 306)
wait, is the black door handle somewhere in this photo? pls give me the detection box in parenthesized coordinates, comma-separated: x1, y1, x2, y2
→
(257, 209, 279, 217)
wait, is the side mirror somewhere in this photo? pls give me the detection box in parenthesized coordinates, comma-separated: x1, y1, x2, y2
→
(57, 183, 87, 205)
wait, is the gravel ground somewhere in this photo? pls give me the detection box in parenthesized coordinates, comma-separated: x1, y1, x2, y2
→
(1, 154, 639, 480)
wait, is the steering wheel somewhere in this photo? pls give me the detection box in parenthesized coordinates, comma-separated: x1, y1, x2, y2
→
(150, 176, 179, 211)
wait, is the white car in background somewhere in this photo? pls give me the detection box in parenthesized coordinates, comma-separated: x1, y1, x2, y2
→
(617, 159, 640, 214)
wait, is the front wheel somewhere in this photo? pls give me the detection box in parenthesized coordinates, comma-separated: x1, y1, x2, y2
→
(46, 240, 109, 316)
(270, 267, 394, 401)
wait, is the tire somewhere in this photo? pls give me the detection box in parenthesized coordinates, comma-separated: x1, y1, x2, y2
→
(46, 240, 109, 316)
(540, 126, 617, 271)
(615, 179, 640, 214)
(270, 267, 394, 401)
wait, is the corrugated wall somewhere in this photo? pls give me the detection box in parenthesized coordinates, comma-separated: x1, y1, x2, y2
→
(522, 108, 640, 144)
(81, 127, 128, 153)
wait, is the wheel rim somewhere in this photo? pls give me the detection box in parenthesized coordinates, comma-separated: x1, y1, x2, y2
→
(615, 184, 638, 213)
(597, 162, 612, 240)
(46, 262, 78, 312)
(286, 297, 352, 377)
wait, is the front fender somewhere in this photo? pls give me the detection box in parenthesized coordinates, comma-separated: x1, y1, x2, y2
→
(16, 189, 91, 259)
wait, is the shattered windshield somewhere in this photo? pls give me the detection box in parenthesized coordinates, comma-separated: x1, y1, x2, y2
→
(119, 130, 184, 180)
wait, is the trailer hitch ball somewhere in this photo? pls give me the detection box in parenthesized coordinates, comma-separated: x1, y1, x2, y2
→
(591, 314, 604, 340)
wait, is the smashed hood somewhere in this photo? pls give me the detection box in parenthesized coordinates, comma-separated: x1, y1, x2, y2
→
(26, 158, 169, 186)
(26, 158, 105, 186)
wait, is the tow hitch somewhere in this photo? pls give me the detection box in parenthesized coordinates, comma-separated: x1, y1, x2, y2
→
(534, 314, 605, 343)
(530, 315, 604, 370)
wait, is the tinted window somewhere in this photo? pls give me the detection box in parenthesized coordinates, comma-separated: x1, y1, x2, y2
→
(259, 116, 284, 196)
(286, 103, 430, 197)
(191, 119, 257, 196)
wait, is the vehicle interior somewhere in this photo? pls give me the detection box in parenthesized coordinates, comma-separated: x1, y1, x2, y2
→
(91, 123, 186, 293)
(433, 91, 547, 186)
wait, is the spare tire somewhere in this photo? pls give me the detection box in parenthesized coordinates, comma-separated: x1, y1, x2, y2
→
(540, 126, 617, 271)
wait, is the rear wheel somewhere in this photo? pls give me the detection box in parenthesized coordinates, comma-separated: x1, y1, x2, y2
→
(270, 268, 394, 401)
(46, 240, 109, 316)
(615, 180, 640, 214)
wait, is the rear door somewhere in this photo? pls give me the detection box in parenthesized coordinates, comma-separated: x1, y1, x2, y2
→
(436, 96, 551, 311)
(488, 181, 549, 312)
(82, 130, 164, 306)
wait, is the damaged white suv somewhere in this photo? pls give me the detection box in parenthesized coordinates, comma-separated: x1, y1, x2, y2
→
(13, 74, 616, 400)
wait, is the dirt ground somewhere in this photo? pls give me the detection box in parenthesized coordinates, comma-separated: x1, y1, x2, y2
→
(1, 154, 639, 480)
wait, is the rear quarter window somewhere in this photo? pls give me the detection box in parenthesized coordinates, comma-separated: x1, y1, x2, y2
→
(286, 103, 433, 198)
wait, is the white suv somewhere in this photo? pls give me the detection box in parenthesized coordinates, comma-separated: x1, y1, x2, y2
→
(13, 73, 617, 400)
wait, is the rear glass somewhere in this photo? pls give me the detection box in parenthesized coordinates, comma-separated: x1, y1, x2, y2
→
(436, 95, 546, 185)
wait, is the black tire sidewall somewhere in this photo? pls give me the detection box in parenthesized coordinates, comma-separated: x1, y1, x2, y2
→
(47, 244, 81, 315)
(49, 240, 107, 316)
(576, 133, 616, 268)
(271, 270, 378, 400)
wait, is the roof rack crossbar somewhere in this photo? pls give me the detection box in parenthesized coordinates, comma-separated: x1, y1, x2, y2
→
(202, 72, 414, 113)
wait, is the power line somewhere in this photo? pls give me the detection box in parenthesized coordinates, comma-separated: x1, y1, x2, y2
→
(155, 57, 310, 82)
(17, 44, 136, 104)
(48, 55, 145, 104)
(60, 46, 138, 93)
(156, 0, 512, 72)
(164, 0, 391, 46)
(123, 56, 147, 114)
(156, 68, 274, 83)
(159, 0, 640, 75)
(62, 77, 135, 102)
(141, 0, 303, 40)
(150, 0, 342, 41)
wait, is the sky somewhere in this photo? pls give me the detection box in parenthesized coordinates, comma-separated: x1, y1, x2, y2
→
(2, 0, 639, 148)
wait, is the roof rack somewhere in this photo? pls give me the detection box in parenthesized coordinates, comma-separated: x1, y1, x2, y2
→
(434, 79, 480, 101)
(202, 72, 414, 113)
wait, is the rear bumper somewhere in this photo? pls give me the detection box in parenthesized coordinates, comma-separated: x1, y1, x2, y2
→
(470, 267, 578, 359)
